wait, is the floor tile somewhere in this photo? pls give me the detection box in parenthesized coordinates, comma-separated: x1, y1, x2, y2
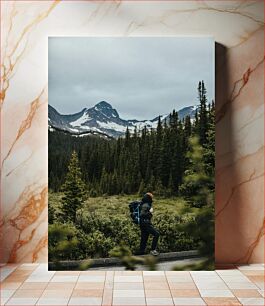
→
(192, 278, 225, 284)
(112, 297, 146, 305)
(144, 282, 169, 290)
(170, 289, 200, 297)
(232, 289, 262, 298)
(114, 271, 142, 276)
(74, 282, 105, 290)
(36, 298, 69, 305)
(12, 289, 44, 298)
(173, 297, 206, 305)
(8, 269, 32, 276)
(167, 276, 193, 283)
(102, 289, 112, 306)
(81, 271, 106, 275)
(30, 270, 55, 277)
(0, 282, 22, 290)
(169, 282, 197, 289)
(71, 289, 104, 297)
(146, 297, 174, 305)
(219, 275, 251, 282)
(6, 297, 38, 305)
(114, 282, 144, 290)
(0, 267, 19, 282)
(216, 269, 245, 276)
(19, 282, 48, 290)
(45, 282, 76, 290)
(258, 289, 264, 297)
(68, 297, 102, 305)
(191, 271, 217, 277)
(240, 270, 264, 276)
(1, 297, 10, 305)
(145, 290, 172, 298)
(114, 276, 143, 283)
(113, 290, 145, 297)
(25, 276, 54, 283)
(195, 282, 228, 290)
(144, 276, 167, 282)
(143, 271, 165, 276)
(0, 264, 19, 269)
(37, 264, 49, 270)
(165, 271, 190, 276)
(19, 264, 39, 270)
(3, 275, 28, 283)
(247, 275, 264, 282)
(55, 271, 80, 276)
(0, 289, 15, 298)
(255, 282, 264, 290)
(105, 271, 115, 277)
(50, 275, 78, 282)
(104, 281, 114, 290)
(237, 264, 264, 271)
(203, 297, 242, 305)
(238, 297, 265, 305)
(40, 289, 72, 298)
(78, 275, 105, 282)
(199, 289, 234, 297)
(225, 282, 258, 289)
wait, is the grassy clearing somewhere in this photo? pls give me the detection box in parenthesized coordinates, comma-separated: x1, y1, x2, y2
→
(49, 193, 198, 260)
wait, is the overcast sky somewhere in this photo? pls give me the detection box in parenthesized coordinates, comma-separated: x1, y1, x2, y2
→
(49, 37, 214, 120)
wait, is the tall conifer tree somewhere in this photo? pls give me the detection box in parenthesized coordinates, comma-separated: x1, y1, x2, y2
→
(61, 151, 86, 223)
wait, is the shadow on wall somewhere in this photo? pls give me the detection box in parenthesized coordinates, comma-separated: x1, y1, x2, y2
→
(215, 42, 247, 264)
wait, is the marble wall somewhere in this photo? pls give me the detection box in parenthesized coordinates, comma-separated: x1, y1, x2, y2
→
(0, 1, 264, 263)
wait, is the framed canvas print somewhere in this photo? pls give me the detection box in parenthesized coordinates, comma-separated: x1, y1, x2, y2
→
(48, 37, 215, 271)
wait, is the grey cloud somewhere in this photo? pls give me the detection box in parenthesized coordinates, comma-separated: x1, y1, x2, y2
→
(49, 37, 214, 120)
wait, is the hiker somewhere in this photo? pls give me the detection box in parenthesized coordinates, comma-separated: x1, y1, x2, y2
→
(139, 192, 160, 256)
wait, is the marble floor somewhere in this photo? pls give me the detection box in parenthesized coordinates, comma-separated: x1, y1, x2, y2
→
(0, 263, 264, 305)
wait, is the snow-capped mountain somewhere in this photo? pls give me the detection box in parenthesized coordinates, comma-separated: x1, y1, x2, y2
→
(48, 101, 197, 138)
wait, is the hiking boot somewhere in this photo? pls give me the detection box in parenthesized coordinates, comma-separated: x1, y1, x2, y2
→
(150, 250, 159, 256)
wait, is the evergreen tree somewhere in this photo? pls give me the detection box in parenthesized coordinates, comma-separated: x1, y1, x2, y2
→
(177, 136, 214, 270)
(61, 151, 86, 223)
(203, 100, 215, 181)
(198, 80, 208, 145)
(138, 179, 145, 196)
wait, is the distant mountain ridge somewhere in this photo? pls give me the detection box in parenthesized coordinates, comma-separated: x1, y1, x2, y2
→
(48, 101, 198, 138)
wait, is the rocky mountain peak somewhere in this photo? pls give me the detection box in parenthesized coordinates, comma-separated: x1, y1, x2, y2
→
(96, 101, 112, 109)
(93, 101, 119, 118)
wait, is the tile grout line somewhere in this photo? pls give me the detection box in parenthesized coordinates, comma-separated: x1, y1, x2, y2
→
(101, 271, 107, 306)
(67, 270, 81, 305)
(33, 265, 51, 306)
(142, 270, 148, 306)
(101, 271, 106, 306)
(110, 271, 114, 306)
(165, 270, 174, 305)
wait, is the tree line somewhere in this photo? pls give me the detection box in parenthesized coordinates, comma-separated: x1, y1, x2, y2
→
(48, 80, 215, 198)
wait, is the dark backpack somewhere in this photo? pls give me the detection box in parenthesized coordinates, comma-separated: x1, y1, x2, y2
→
(129, 201, 142, 225)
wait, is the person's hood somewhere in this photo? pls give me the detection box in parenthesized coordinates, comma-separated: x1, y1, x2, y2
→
(142, 193, 153, 204)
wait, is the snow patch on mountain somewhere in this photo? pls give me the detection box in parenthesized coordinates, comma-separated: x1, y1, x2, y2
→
(70, 113, 92, 127)
(97, 121, 127, 133)
(48, 102, 198, 139)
